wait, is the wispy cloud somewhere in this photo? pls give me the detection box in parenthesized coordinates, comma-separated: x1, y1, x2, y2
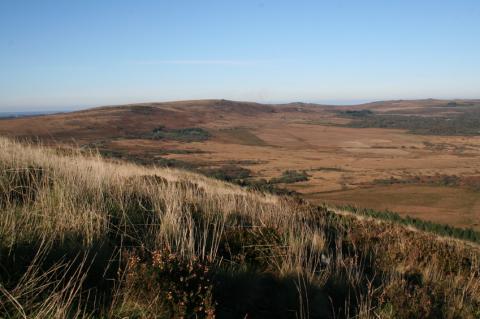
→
(131, 59, 258, 66)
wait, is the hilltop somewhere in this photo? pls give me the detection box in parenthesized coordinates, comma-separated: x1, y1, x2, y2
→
(2, 98, 479, 142)
(0, 99, 315, 143)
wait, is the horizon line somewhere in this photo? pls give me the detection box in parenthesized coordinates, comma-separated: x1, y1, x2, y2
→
(1, 97, 480, 113)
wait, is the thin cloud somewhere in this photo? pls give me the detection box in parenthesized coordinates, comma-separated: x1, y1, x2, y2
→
(131, 59, 259, 65)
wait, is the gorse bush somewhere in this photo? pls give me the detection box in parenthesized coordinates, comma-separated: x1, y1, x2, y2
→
(0, 137, 479, 318)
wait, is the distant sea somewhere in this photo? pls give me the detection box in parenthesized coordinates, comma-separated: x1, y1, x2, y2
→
(0, 111, 62, 119)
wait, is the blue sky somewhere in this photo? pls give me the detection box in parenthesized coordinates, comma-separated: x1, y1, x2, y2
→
(0, 0, 479, 111)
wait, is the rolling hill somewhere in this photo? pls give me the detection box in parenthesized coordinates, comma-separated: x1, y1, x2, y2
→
(1, 99, 480, 232)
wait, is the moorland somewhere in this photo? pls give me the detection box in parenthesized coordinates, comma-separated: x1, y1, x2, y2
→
(0, 137, 479, 318)
(1, 99, 480, 230)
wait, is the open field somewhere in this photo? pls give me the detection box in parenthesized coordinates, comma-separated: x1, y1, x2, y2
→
(1, 99, 480, 230)
(307, 185, 480, 230)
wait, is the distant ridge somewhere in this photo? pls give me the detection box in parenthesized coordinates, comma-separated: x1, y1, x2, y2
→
(0, 98, 478, 141)
(0, 111, 61, 118)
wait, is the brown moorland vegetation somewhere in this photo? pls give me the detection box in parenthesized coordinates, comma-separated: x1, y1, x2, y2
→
(0, 138, 480, 318)
(1, 99, 480, 230)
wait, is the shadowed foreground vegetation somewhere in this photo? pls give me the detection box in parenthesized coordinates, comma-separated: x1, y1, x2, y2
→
(0, 138, 479, 318)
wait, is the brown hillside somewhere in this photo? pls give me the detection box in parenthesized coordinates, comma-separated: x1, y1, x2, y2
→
(1, 99, 480, 231)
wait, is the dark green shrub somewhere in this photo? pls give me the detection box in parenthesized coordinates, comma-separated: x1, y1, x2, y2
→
(271, 170, 309, 184)
(151, 127, 210, 142)
(340, 109, 373, 117)
(202, 165, 251, 182)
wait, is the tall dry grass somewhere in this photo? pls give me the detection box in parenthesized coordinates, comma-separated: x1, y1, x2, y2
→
(0, 137, 479, 318)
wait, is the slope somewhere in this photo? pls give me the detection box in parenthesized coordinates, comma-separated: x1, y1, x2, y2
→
(0, 137, 479, 318)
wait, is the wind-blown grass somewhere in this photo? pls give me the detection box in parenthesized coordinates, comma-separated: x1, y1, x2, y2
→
(0, 137, 479, 318)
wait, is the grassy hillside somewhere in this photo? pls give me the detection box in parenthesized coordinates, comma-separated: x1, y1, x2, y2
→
(0, 138, 479, 318)
(2, 99, 480, 232)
